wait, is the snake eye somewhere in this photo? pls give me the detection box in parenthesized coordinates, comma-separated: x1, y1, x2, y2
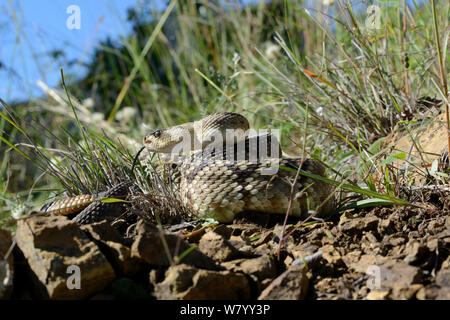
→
(153, 130, 161, 138)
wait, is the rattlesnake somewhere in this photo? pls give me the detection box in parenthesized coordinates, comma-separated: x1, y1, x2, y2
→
(42, 112, 335, 223)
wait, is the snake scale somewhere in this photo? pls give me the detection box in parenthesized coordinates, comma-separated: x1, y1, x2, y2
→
(41, 112, 334, 224)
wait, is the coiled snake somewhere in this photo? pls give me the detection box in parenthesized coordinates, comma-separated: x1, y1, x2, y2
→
(41, 112, 335, 224)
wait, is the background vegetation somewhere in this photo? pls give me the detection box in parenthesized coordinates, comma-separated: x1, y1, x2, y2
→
(1, 0, 448, 230)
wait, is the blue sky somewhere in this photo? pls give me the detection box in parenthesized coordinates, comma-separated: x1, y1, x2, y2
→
(0, 0, 167, 103)
(0, 0, 425, 103)
(0, 0, 335, 103)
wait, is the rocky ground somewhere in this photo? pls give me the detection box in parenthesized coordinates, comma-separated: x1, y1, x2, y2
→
(1, 187, 448, 300)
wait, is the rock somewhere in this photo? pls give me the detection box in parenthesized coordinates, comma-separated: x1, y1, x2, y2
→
(416, 286, 427, 300)
(361, 232, 383, 254)
(149, 268, 166, 285)
(253, 243, 272, 256)
(427, 218, 445, 233)
(443, 233, 450, 246)
(441, 255, 450, 270)
(228, 235, 250, 251)
(342, 250, 363, 269)
(426, 238, 439, 252)
(251, 231, 273, 247)
(320, 244, 344, 266)
(15, 215, 115, 299)
(253, 239, 290, 260)
(0, 228, 14, 299)
(416, 285, 450, 300)
(389, 243, 406, 257)
(272, 224, 295, 241)
(227, 224, 261, 237)
(221, 255, 277, 281)
(131, 221, 218, 269)
(346, 255, 422, 295)
(391, 284, 423, 300)
(152, 264, 197, 299)
(346, 254, 387, 273)
(80, 220, 132, 245)
(306, 228, 333, 244)
(291, 243, 320, 261)
(436, 287, 450, 300)
(184, 270, 250, 300)
(365, 289, 390, 300)
(339, 216, 379, 236)
(283, 256, 294, 268)
(243, 226, 269, 238)
(154, 264, 250, 300)
(363, 231, 378, 244)
(404, 240, 429, 265)
(436, 268, 450, 288)
(337, 212, 353, 225)
(384, 113, 448, 185)
(378, 261, 422, 289)
(258, 265, 309, 300)
(379, 218, 395, 233)
(385, 236, 405, 247)
(314, 278, 341, 299)
(198, 231, 241, 262)
(212, 225, 233, 239)
(81, 221, 145, 277)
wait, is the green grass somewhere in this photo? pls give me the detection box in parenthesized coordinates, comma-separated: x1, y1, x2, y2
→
(0, 0, 449, 231)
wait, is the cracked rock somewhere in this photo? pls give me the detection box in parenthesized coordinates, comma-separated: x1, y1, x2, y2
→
(81, 221, 146, 277)
(154, 264, 250, 300)
(258, 264, 309, 300)
(198, 231, 242, 262)
(221, 255, 277, 282)
(15, 215, 115, 299)
(131, 221, 219, 270)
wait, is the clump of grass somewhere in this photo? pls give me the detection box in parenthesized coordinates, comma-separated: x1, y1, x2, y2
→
(0, 81, 188, 230)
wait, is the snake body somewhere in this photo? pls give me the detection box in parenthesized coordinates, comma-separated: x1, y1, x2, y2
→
(42, 182, 130, 224)
(144, 112, 334, 222)
(42, 112, 335, 223)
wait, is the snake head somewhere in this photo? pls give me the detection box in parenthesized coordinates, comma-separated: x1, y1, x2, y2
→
(144, 126, 192, 153)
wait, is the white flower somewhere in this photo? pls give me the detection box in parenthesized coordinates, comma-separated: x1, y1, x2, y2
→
(198, 5, 207, 17)
(232, 52, 241, 66)
(82, 97, 94, 109)
(322, 0, 335, 6)
(141, 123, 151, 132)
(264, 41, 280, 60)
(115, 107, 137, 123)
(91, 112, 104, 122)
